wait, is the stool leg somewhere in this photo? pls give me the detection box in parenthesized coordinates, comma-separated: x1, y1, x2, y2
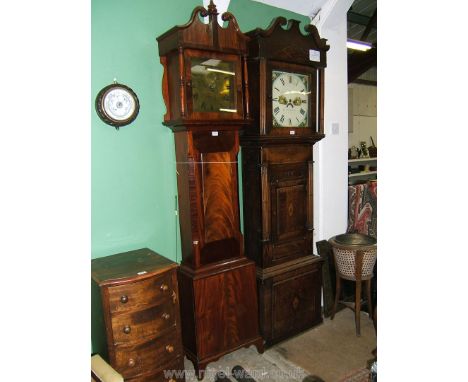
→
(366, 279, 373, 321)
(355, 280, 362, 336)
(331, 275, 341, 320)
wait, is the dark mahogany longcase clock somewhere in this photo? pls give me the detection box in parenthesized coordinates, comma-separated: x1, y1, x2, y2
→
(241, 18, 330, 346)
(157, 1, 263, 379)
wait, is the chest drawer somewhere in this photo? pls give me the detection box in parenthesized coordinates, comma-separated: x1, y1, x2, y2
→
(125, 356, 185, 382)
(111, 298, 177, 345)
(107, 271, 175, 315)
(114, 329, 183, 379)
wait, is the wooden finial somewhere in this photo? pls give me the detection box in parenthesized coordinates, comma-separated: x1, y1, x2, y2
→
(207, 0, 218, 15)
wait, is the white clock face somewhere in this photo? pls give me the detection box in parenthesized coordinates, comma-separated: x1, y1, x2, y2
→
(104, 88, 136, 121)
(272, 71, 309, 128)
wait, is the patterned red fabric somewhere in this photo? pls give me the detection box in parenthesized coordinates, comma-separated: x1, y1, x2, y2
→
(347, 181, 377, 238)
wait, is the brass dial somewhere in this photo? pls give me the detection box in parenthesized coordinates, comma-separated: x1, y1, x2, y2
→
(191, 58, 237, 113)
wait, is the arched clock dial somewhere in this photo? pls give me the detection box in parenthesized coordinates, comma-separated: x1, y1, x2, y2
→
(272, 70, 309, 128)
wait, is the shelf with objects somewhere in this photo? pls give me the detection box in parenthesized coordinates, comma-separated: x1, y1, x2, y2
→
(348, 139, 377, 185)
(348, 157, 377, 184)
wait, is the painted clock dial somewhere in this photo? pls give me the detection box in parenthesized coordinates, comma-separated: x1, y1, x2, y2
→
(272, 70, 309, 128)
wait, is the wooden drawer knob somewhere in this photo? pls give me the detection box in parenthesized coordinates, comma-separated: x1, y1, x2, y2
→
(162, 313, 171, 320)
(165, 344, 174, 353)
(127, 358, 136, 368)
(120, 295, 129, 304)
(123, 325, 131, 334)
(160, 284, 169, 292)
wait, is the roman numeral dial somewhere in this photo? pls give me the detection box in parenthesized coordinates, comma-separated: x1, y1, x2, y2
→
(272, 70, 309, 128)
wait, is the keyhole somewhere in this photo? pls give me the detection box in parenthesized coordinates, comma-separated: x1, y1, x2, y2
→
(292, 296, 300, 310)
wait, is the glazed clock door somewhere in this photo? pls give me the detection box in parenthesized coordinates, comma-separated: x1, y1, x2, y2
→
(267, 63, 317, 136)
(185, 50, 244, 120)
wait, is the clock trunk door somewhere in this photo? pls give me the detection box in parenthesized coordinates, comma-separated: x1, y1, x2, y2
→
(269, 165, 308, 267)
(265, 147, 314, 268)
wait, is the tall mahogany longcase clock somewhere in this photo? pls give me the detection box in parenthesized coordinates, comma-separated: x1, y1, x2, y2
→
(157, 1, 263, 379)
(241, 18, 330, 346)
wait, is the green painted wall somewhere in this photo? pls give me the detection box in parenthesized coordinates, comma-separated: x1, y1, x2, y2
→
(228, 0, 310, 31)
(91, 0, 310, 262)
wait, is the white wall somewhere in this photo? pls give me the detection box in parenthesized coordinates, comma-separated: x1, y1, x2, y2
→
(348, 83, 377, 148)
(313, 0, 353, 243)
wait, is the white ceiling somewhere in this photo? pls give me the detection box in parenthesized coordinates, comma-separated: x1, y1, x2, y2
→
(251, 0, 330, 18)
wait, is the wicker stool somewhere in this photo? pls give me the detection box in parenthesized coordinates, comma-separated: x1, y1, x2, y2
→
(329, 233, 377, 336)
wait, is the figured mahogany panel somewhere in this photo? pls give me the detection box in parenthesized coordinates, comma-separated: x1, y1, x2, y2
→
(193, 262, 260, 359)
(201, 151, 236, 244)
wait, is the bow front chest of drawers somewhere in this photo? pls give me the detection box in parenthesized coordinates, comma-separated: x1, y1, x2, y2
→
(92, 249, 185, 382)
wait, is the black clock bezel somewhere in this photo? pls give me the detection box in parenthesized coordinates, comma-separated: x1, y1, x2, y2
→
(95, 83, 140, 129)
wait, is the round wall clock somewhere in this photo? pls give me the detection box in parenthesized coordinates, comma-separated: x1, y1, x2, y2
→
(95, 83, 140, 129)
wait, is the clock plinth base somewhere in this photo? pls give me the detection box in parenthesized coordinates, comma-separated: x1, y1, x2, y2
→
(256, 256, 324, 347)
(177, 258, 264, 380)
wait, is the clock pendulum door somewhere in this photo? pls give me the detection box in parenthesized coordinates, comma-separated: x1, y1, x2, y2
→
(157, 2, 263, 379)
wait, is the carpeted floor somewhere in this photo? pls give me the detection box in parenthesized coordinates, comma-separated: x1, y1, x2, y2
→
(183, 309, 376, 382)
